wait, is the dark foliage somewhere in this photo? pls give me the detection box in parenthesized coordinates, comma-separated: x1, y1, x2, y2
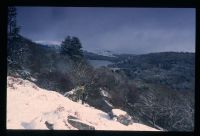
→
(60, 36, 83, 60)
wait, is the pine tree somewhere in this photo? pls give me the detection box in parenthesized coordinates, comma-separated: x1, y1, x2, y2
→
(60, 36, 71, 55)
(71, 36, 83, 57)
(8, 7, 16, 35)
(8, 7, 17, 59)
(8, 7, 20, 37)
(7, 7, 23, 68)
(60, 36, 83, 60)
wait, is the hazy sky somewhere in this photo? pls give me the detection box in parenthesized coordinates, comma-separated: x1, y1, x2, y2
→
(17, 7, 195, 54)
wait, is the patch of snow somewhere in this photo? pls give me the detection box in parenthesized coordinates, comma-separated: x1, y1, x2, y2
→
(35, 40, 61, 46)
(100, 88, 111, 98)
(30, 77, 37, 82)
(92, 50, 117, 57)
(112, 109, 127, 117)
(104, 99, 113, 108)
(63, 89, 76, 97)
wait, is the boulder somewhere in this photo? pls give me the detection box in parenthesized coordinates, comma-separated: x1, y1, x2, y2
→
(67, 115, 95, 130)
(45, 121, 54, 130)
(117, 114, 133, 126)
(108, 109, 134, 126)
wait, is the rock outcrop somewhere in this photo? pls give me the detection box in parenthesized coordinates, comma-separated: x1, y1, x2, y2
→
(67, 116, 95, 130)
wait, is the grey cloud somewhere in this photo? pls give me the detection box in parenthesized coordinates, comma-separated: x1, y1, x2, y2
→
(16, 7, 195, 54)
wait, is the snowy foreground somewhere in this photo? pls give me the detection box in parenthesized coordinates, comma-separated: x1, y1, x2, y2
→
(7, 76, 158, 131)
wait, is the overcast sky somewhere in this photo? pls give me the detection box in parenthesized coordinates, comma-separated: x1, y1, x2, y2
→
(16, 7, 195, 54)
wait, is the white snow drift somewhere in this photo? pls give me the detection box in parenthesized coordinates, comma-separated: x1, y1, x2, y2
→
(7, 76, 158, 131)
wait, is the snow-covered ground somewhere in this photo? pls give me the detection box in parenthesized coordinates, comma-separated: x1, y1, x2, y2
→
(35, 40, 61, 46)
(7, 76, 159, 131)
(92, 50, 117, 57)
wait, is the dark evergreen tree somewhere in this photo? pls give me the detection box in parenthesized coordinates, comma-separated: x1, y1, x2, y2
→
(8, 7, 20, 37)
(7, 7, 25, 69)
(8, 7, 16, 35)
(8, 7, 18, 60)
(60, 36, 71, 55)
(71, 36, 83, 58)
(60, 36, 83, 60)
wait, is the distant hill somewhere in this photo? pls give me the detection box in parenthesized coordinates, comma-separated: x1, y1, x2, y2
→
(83, 50, 117, 62)
(109, 52, 195, 92)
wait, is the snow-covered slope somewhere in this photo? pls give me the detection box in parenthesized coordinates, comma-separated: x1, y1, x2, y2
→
(7, 76, 158, 131)
(35, 40, 61, 46)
